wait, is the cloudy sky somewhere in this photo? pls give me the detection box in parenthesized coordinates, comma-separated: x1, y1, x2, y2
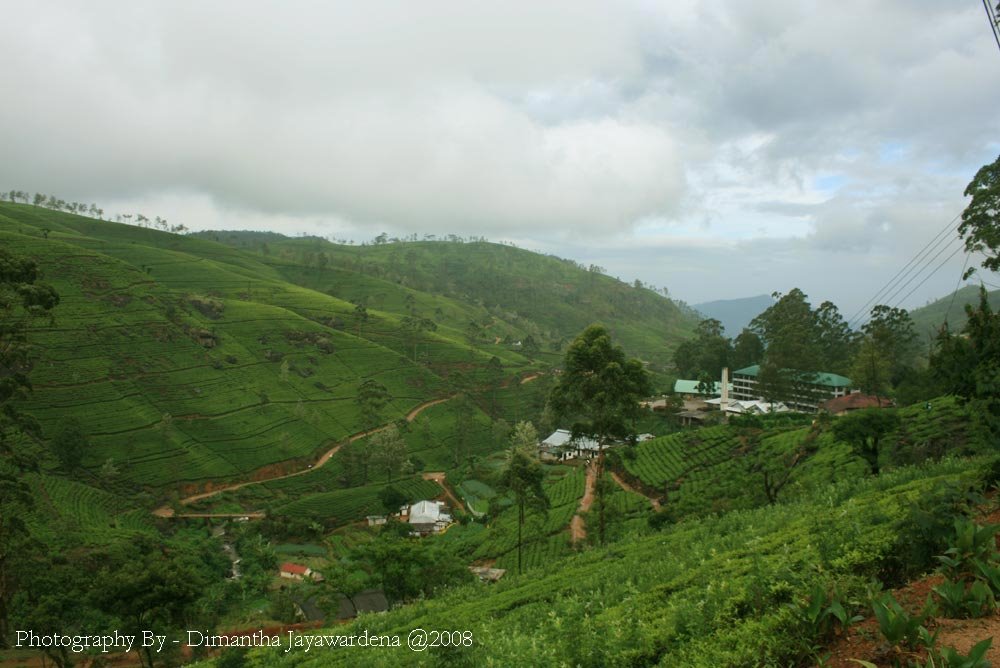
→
(2, 1, 999, 320)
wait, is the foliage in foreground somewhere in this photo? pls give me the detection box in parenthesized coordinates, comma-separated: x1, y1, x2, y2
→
(198, 457, 991, 668)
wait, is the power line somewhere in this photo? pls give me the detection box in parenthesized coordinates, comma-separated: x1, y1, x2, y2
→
(881, 237, 967, 311)
(888, 243, 967, 312)
(847, 213, 962, 328)
(944, 251, 972, 325)
(984, 0, 1000, 56)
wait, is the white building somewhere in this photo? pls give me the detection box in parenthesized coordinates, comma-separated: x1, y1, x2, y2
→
(539, 429, 605, 460)
(408, 500, 452, 535)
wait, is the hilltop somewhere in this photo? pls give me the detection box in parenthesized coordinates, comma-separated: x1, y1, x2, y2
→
(193, 230, 694, 380)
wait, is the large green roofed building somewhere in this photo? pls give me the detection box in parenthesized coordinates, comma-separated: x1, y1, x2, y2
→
(732, 364, 852, 411)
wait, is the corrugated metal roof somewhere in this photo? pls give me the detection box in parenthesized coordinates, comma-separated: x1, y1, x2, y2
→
(672, 380, 734, 395)
(732, 365, 851, 388)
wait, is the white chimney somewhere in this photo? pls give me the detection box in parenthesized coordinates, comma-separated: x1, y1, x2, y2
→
(720, 367, 729, 413)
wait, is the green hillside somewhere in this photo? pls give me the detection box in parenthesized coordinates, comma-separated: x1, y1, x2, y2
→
(616, 396, 978, 519)
(199, 455, 993, 668)
(0, 206, 529, 490)
(0, 201, 692, 524)
(908, 284, 1000, 340)
(7, 199, 998, 668)
(194, 230, 696, 383)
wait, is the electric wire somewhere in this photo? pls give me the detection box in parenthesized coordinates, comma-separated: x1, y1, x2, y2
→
(886, 243, 967, 312)
(944, 251, 972, 325)
(880, 236, 967, 312)
(846, 213, 962, 328)
(984, 0, 1000, 56)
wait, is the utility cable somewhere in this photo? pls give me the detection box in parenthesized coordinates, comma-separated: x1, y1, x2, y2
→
(847, 213, 962, 327)
(984, 0, 1000, 56)
(944, 252, 972, 325)
(887, 243, 967, 312)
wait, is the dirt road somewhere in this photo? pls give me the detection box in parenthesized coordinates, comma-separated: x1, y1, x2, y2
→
(609, 471, 662, 512)
(570, 462, 597, 543)
(153, 395, 456, 517)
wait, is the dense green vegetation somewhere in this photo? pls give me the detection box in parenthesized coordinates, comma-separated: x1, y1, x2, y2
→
(0, 202, 693, 496)
(201, 456, 995, 668)
(908, 284, 1000, 340)
(616, 396, 983, 520)
(195, 230, 694, 383)
(4, 189, 1000, 668)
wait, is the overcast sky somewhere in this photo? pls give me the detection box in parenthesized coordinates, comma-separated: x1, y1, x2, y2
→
(2, 1, 999, 322)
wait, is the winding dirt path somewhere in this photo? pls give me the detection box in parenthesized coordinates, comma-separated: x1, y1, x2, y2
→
(151, 510, 266, 520)
(153, 395, 455, 517)
(610, 471, 662, 512)
(570, 462, 597, 543)
(421, 471, 466, 512)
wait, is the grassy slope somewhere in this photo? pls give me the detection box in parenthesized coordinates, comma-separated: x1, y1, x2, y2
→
(908, 284, 1000, 341)
(195, 231, 698, 385)
(1, 203, 692, 531)
(216, 456, 987, 668)
(620, 396, 977, 518)
(0, 204, 507, 493)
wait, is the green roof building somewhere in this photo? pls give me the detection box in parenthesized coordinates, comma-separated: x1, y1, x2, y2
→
(732, 364, 852, 411)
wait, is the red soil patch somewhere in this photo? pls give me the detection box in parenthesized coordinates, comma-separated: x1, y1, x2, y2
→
(822, 505, 1000, 667)
(571, 462, 598, 543)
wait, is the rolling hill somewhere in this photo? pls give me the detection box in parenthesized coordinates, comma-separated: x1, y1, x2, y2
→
(0, 202, 695, 502)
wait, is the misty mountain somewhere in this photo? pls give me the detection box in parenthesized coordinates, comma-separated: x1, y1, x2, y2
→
(691, 294, 774, 336)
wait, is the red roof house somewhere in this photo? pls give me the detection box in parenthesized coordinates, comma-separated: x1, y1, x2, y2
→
(279, 562, 312, 580)
(819, 393, 894, 415)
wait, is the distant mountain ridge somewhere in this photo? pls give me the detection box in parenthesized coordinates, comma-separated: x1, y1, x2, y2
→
(692, 294, 774, 336)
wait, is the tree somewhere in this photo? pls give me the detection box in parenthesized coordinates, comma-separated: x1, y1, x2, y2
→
(750, 289, 826, 406)
(490, 416, 510, 446)
(832, 408, 900, 475)
(814, 301, 857, 374)
(378, 485, 407, 515)
(370, 424, 408, 483)
(356, 379, 390, 431)
(731, 328, 764, 369)
(498, 448, 548, 575)
(850, 336, 892, 398)
(351, 531, 471, 603)
(959, 154, 1000, 274)
(672, 318, 730, 379)
(49, 417, 88, 472)
(1, 249, 59, 464)
(508, 421, 538, 453)
(548, 325, 651, 545)
(401, 315, 436, 363)
(93, 539, 215, 668)
(695, 371, 716, 396)
(0, 243, 60, 588)
(744, 421, 821, 504)
(352, 300, 369, 337)
(860, 305, 918, 386)
(930, 287, 1000, 436)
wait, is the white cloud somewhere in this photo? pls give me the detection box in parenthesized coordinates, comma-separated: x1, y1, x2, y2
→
(1, 0, 999, 310)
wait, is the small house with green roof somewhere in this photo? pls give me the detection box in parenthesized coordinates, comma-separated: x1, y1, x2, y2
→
(731, 364, 851, 411)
